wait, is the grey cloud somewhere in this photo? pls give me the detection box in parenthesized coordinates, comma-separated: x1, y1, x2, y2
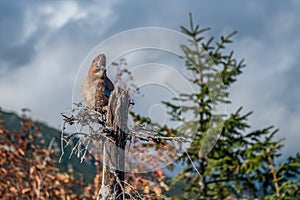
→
(0, 0, 299, 159)
(0, 1, 35, 70)
(0, 0, 125, 126)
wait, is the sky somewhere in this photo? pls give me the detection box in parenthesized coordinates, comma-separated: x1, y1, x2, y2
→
(0, 0, 299, 159)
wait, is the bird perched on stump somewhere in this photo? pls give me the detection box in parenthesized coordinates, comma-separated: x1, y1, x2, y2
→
(82, 54, 114, 115)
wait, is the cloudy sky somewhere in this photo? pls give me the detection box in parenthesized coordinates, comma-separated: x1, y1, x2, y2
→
(0, 0, 299, 158)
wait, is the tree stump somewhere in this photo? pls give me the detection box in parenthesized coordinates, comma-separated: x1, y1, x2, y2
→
(97, 88, 130, 200)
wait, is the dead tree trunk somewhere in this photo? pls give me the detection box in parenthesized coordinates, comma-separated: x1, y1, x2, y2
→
(97, 88, 129, 200)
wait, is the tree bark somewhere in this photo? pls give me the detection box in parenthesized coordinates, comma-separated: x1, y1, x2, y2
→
(97, 88, 129, 200)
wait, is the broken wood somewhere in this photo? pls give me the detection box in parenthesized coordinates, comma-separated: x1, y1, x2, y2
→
(97, 88, 130, 200)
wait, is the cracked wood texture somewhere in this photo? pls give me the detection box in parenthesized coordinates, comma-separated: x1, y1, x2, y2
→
(97, 88, 129, 200)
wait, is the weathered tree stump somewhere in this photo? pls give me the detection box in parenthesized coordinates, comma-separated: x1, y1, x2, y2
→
(97, 88, 130, 200)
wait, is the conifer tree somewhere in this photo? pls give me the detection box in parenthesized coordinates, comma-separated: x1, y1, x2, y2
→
(161, 13, 300, 199)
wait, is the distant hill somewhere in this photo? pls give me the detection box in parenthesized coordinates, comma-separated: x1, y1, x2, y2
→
(0, 108, 97, 186)
(0, 108, 184, 197)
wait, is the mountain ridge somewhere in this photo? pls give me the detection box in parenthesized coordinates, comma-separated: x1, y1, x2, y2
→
(0, 108, 97, 186)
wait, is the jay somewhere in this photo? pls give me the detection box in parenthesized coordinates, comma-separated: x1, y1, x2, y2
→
(82, 54, 114, 113)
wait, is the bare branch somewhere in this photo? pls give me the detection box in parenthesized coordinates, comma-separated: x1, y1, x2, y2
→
(131, 125, 190, 144)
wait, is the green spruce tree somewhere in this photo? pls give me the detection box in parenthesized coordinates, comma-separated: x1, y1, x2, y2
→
(162, 13, 300, 199)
